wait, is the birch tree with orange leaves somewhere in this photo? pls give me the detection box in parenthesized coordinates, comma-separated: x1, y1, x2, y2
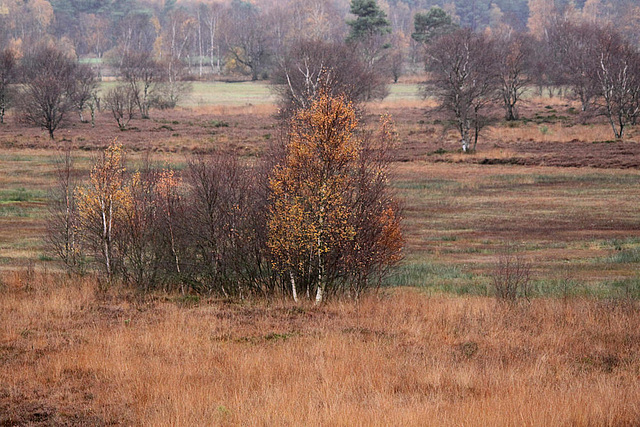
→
(268, 91, 402, 303)
(76, 142, 131, 281)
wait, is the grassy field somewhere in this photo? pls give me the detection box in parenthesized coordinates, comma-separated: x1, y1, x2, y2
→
(0, 81, 639, 424)
(2, 274, 639, 425)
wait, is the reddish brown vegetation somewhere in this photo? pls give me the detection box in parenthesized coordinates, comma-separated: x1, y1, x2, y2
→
(1, 273, 639, 425)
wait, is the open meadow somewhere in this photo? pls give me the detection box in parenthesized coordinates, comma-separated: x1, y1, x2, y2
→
(1, 81, 639, 425)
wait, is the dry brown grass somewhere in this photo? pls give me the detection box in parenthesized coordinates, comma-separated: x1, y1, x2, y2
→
(368, 98, 437, 113)
(2, 85, 640, 424)
(1, 272, 639, 425)
(486, 122, 619, 144)
(188, 103, 278, 117)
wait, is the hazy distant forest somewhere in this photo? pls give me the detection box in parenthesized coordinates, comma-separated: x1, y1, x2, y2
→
(2, 0, 640, 76)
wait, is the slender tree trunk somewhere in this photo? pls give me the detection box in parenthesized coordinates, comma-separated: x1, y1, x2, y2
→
(289, 270, 298, 303)
(197, 11, 203, 77)
(101, 200, 112, 279)
(461, 122, 470, 153)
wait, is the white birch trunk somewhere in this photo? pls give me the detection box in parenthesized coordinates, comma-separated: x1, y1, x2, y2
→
(289, 270, 298, 303)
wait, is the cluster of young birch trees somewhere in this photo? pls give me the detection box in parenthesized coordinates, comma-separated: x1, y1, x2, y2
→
(48, 91, 403, 302)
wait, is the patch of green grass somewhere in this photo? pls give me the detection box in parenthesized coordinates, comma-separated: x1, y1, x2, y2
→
(185, 82, 275, 106)
(0, 205, 34, 217)
(428, 147, 448, 155)
(79, 57, 103, 65)
(384, 83, 422, 101)
(609, 278, 640, 299)
(208, 119, 229, 128)
(528, 277, 640, 299)
(394, 179, 460, 191)
(263, 332, 296, 342)
(489, 173, 640, 187)
(529, 278, 586, 298)
(386, 262, 485, 295)
(174, 294, 201, 307)
(607, 248, 640, 264)
(0, 188, 47, 203)
(0, 154, 38, 162)
(601, 237, 640, 251)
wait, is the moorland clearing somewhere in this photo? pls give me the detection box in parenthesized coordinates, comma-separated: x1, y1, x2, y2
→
(1, 81, 639, 425)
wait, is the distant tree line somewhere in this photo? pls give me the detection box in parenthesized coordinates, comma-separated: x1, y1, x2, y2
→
(0, 43, 194, 138)
(1, 0, 639, 82)
(2, 0, 640, 144)
(413, 5, 640, 149)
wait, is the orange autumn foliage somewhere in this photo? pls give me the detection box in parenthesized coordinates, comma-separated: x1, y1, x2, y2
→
(267, 91, 402, 301)
(76, 142, 131, 280)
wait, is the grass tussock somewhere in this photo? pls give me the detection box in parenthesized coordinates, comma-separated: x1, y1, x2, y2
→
(1, 273, 639, 425)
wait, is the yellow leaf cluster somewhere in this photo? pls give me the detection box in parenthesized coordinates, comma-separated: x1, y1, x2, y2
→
(76, 142, 131, 233)
(267, 92, 360, 274)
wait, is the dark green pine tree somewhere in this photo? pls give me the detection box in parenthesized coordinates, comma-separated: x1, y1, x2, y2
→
(412, 6, 457, 45)
(346, 0, 391, 43)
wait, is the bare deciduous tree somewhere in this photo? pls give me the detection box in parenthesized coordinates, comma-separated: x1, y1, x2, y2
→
(272, 39, 387, 114)
(547, 21, 600, 112)
(493, 29, 533, 120)
(224, 0, 272, 81)
(71, 64, 98, 123)
(154, 58, 192, 110)
(591, 29, 640, 139)
(47, 145, 83, 274)
(119, 51, 160, 119)
(104, 85, 137, 130)
(0, 48, 16, 124)
(183, 152, 267, 296)
(493, 242, 532, 302)
(18, 47, 78, 139)
(425, 29, 499, 153)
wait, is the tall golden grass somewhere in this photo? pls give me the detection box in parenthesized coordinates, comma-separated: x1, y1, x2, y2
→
(1, 271, 638, 425)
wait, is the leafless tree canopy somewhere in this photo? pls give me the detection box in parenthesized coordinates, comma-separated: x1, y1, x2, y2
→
(425, 29, 499, 152)
(591, 28, 640, 138)
(71, 64, 99, 123)
(18, 47, 80, 139)
(104, 85, 137, 130)
(272, 39, 387, 114)
(492, 29, 534, 121)
(118, 51, 160, 119)
(547, 21, 601, 112)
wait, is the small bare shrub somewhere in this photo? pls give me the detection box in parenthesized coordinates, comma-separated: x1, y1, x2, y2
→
(104, 85, 137, 130)
(492, 242, 532, 302)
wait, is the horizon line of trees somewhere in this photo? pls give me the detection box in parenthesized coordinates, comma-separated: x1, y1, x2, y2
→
(2, 0, 640, 145)
(420, 13, 640, 150)
(1, 0, 639, 80)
